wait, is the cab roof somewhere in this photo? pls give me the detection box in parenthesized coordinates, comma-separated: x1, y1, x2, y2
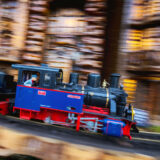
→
(12, 64, 63, 73)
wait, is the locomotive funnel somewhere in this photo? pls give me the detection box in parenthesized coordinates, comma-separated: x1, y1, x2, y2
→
(109, 73, 120, 88)
(69, 73, 79, 85)
(87, 73, 101, 88)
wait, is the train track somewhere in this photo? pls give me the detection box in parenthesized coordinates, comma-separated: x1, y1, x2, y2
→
(0, 115, 159, 157)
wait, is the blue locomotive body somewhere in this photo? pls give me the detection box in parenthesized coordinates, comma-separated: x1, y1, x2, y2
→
(15, 85, 84, 113)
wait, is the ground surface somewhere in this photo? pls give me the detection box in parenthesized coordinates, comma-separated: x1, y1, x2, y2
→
(0, 115, 159, 158)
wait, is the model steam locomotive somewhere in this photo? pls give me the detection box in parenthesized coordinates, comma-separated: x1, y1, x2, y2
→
(0, 64, 137, 139)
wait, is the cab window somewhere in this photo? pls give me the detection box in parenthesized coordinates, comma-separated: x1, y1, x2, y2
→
(22, 71, 40, 87)
(43, 72, 51, 87)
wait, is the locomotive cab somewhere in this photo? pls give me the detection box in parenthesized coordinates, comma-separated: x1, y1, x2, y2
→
(12, 64, 63, 89)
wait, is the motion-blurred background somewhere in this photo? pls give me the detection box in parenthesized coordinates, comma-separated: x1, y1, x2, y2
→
(0, 0, 160, 120)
